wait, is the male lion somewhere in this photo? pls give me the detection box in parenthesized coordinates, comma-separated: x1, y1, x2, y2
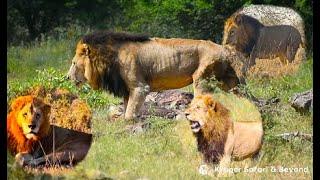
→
(67, 31, 241, 120)
(222, 4, 306, 46)
(7, 95, 92, 167)
(223, 14, 304, 74)
(185, 94, 263, 176)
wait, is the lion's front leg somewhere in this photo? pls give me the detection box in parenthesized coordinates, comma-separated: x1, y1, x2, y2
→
(15, 152, 47, 167)
(15, 152, 34, 167)
(192, 63, 211, 96)
(123, 96, 129, 114)
(217, 129, 235, 177)
(124, 85, 149, 120)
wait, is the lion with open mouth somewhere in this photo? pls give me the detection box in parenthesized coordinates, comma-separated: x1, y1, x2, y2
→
(185, 94, 263, 176)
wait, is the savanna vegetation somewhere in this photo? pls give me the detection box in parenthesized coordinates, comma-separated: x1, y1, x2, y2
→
(7, 0, 313, 179)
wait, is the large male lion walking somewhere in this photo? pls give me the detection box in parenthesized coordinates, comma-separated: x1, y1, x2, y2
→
(67, 31, 240, 120)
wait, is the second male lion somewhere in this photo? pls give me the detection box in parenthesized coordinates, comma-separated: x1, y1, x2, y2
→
(185, 94, 263, 176)
(67, 31, 240, 120)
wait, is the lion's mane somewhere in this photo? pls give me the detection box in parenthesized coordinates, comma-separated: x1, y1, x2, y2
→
(7, 96, 50, 155)
(81, 31, 150, 97)
(194, 95, 233, 163)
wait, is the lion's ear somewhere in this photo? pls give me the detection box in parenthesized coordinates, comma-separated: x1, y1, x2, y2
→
(43, 104, 51, 115)
(235, 15, 243, 25)
(82, 43, 91, 56)
(204, 96, 216, 110)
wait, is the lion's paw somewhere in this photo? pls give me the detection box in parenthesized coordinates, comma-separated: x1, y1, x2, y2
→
(15, 153, 34, 167)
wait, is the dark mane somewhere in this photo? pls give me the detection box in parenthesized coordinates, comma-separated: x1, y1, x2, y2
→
(195, 131, 226, 163)
(81, 31, 148, 98)
(82, 30, 150, 45)
(238, 14, 264, 28)
(100, 62, 129, 98)
(235, 14, 264, 54)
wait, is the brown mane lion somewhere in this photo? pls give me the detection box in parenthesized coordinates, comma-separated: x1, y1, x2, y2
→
(185, 94, 263, 176)
(67, 31, 241, 120)
(7, 95, 92, 167)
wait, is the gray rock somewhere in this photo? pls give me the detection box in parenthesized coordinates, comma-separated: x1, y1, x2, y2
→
(109, 90, 194, 120)
(290, 89, 313, 113)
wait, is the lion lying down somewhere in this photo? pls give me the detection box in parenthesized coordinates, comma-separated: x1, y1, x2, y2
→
(7, 96, 92, 167)
(185, 94, 263, 176)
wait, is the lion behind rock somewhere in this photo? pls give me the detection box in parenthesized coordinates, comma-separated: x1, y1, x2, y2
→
(223, 4, 306, 46)
(185, 93, 263, 176)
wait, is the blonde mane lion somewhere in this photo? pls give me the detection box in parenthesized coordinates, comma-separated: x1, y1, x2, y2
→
(185, 94, 263, 176)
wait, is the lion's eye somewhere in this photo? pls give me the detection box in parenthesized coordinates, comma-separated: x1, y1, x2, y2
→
(23, 112, 27, 117)
(35, 113, 41, 119)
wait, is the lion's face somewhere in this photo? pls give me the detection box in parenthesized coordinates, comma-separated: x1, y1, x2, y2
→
(185, 95, 217, 133)
(13, 96, 51, 140)
(223, 16, 237, 46)
(224, 15, 263, 55)
(225, 26, 238, 48)
(67, 41, 99, 89)
(223, 17, 241, 51)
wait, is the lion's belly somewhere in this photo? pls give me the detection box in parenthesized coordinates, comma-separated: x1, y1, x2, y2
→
(149, 75, 193, 91)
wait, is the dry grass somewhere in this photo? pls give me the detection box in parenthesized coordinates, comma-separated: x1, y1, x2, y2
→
(248, 56, 303, 78)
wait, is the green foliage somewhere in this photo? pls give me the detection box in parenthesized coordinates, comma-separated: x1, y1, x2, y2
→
(7, 0, 121, 44)
(246, 59, 313, 102)
(7, 67, 120, 108)
(8, 0, 313, 47)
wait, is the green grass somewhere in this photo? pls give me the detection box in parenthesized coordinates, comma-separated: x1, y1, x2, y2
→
(7, 38, 313, 179)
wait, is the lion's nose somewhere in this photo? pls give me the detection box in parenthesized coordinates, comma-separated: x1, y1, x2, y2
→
(28, 124, 36, 130)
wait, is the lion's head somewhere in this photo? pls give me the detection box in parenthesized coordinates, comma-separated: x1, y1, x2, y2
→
(223, 14, 264, 55)
(7, 96, 51, 154)
(67, 41, 99, 89)
(185, 94, 230, 135)
(185, 94, 232, 163)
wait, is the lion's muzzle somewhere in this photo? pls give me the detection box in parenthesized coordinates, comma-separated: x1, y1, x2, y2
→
(186, 112, 202, 133)
(25, 131, 38, 140)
